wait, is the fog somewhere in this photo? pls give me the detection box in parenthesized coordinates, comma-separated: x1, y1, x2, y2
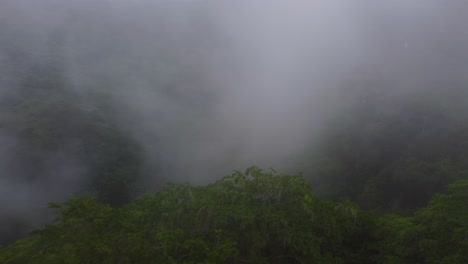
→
(1, 0, 468, 243)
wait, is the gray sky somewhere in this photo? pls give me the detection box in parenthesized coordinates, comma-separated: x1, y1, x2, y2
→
(2, 0, 468, 181)
(1, 0, 468, 242)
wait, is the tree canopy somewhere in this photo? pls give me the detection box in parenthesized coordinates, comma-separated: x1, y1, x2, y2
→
(1, 168, 466, 263)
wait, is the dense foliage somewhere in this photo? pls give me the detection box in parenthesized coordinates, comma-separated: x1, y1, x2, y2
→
(304, 86, 468, 212)
(0, 65, 142, 205)
(1, 168, 466, 263)
(0, 62, 143, 243)
(2, 2, 468, 262)
(1, 60, 467, 261)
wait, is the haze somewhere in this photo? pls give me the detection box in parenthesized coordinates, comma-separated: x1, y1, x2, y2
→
(1, 0, 468, 244)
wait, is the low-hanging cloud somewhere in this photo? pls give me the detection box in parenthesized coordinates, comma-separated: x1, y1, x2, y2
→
(1, 0, 468, 242)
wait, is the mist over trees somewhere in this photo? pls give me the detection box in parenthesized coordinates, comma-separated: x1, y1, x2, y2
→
(2, 168, 467, 263)
(1, 0, 468, 262)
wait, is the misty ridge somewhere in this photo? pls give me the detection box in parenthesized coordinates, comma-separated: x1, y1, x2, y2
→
(0, 0, 468, 261)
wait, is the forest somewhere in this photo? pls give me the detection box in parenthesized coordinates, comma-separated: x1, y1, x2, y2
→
(1, 1, 468, 263)
(0, 73, 467, 263)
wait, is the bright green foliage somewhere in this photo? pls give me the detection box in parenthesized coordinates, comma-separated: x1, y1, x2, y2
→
(412, 179, 468, 263)
(0, 167, 360, 264)
(1, 169, 466, 263)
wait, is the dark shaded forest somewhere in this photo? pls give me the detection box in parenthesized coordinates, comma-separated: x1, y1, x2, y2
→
(1, 1, 468, 263)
